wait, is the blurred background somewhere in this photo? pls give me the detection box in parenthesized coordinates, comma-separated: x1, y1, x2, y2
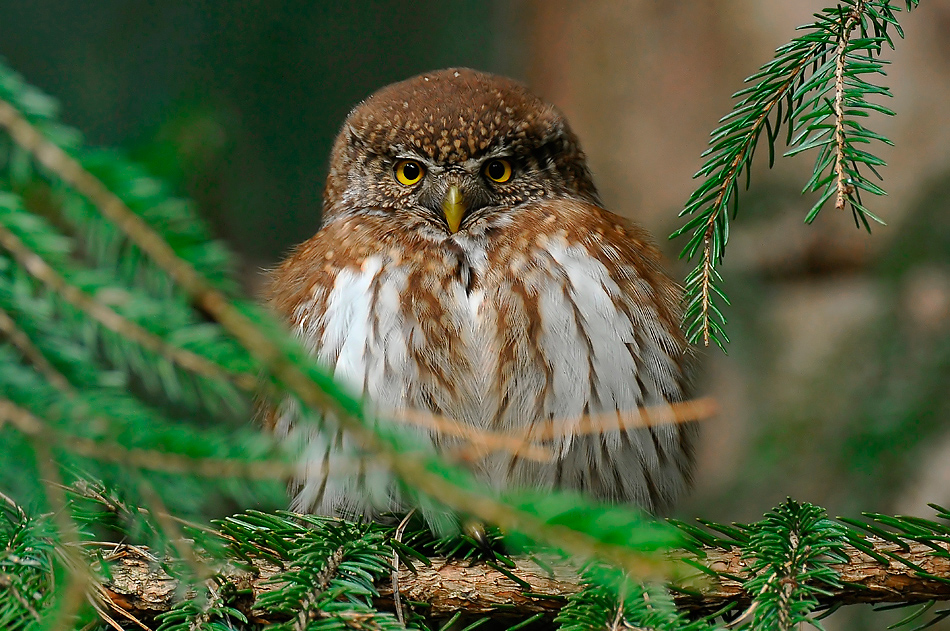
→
(3, 0, 949, 572)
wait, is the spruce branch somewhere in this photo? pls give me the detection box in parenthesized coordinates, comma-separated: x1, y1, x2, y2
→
(0, 305, 72, 392)
(0, 211, 256, 393)
(672, 0, 918, 349)
(740, 501, 848, 630)
(92, 520, 950, 622)
(7, 497, 950, 629)
(0, 397, 299, 483)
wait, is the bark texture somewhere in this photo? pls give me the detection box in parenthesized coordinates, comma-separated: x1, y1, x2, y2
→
(100, 537, 950, 622)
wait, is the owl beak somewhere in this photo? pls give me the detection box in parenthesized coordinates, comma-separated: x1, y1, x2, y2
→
(441, 185, 467, 234)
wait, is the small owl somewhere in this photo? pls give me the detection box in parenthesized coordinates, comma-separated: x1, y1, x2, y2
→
(265, 68, 694, 520)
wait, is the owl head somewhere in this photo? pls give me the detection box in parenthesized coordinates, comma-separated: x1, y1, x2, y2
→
(322, 68, 601, 239)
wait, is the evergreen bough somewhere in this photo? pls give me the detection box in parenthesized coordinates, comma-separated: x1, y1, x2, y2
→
(672, 0, 919, 348)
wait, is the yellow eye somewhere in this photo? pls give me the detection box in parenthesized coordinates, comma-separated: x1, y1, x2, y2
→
(394, 159, 425, 186)
(484, 158, 512, 183)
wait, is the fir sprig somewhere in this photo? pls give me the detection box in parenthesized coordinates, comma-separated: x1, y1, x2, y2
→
(556, 563, 701, 631)
(672, 0, 919, 349)
(741, 500, 848, 631)
(0, 493, 57, 631)
(253, 517, 406, 631)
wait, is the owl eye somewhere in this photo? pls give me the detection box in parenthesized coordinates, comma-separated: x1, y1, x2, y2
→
(483, 158, 513, 183)
(394, 159, 425, 186)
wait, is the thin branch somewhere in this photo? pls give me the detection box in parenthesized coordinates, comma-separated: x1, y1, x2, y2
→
(833, 5, 863, 211)
(700, 237, 713, 347)
(391, 509, 415, 627)
(31, 441, 94, 630)
(528, 397, 717, 440)
(0, 305, 72, 392)
(293, 546, 345, 631)
(391, 397, 717, 464)
(390, 409, 553, 463)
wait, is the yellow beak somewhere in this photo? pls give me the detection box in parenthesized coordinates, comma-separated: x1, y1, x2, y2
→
(441, 185, 467, 234)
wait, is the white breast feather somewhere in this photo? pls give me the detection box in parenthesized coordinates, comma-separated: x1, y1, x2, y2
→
(538, 240, 654, 448)
(286, 237, 687, 516)
(290, 256, 427, 516)
(317, 257, 383, 395)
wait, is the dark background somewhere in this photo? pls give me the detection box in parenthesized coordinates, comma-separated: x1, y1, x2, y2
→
(4, 0, 950, 558)
(1, 1, 520, 266)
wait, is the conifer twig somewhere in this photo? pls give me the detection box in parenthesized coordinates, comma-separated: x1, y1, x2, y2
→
(391, 509, 415, 627)
(0, 214, 257, 391)
(833, 5, 863, 212)
(0, 397, 299, 481)
(0, 306, 72, 392)
(673, 0, 916, 348)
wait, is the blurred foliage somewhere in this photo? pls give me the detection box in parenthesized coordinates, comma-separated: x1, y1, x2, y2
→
(0, 0, 512, 264)
(689, 172, 950, 524)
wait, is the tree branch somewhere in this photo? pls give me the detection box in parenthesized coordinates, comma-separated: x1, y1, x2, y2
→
(99, 536, 950, 623)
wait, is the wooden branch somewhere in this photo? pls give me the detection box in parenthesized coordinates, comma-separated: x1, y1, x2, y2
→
(377, 557, 580, 617)
(99, 536, 950, 623)
(676, 537, 950, 613)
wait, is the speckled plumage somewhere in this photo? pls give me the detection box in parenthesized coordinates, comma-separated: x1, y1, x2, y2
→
(265, 68, 694, 519)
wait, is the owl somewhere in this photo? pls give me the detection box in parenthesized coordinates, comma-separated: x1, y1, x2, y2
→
(265, 68, 694, 521)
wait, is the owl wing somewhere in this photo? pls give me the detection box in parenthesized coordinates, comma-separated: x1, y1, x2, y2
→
(480, 200, 694, 513)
